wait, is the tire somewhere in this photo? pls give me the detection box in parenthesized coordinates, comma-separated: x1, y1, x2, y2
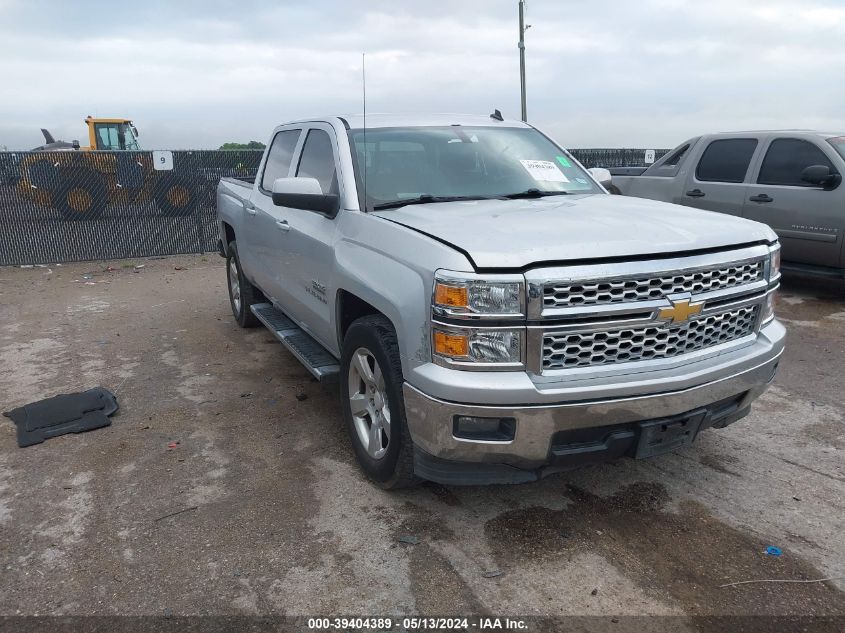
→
(226, 241, 263, 328)
(28, 158, 61, 191)
(54, 169, 108, 220)
(340, 315, 420, 489)
(606, 183, 623, 195)
(154, 173, 198, 217)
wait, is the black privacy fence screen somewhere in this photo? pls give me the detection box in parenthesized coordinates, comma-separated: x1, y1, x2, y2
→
(0, 148, 667, 266)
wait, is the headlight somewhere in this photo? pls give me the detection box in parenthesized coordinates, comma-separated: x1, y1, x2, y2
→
(761, 290, 777, 324)
(769, 244, 781, 281)
(432, 327, 523, 367)
(433, 271, 524, 318)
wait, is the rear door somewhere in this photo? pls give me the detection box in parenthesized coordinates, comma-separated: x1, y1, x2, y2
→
(743, 137, 844, 268)
(269, 124, 342, 350)
(247, 127, 303, 301)
(680, 137, 759, 216)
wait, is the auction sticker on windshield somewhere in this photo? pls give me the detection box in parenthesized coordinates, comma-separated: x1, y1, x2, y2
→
(520, 159, 570, 183)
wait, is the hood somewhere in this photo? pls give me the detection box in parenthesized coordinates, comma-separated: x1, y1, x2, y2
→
(371, 194, 776, 270)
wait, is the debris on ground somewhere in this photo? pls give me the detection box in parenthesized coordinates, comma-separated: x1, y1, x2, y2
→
(174, 266, 186, 271)
(295, 392, 308, 401)
(591, 588, 599, 596)
(765, 546, 783, 557)
(167, 441, 180, 449)
(397, 535, 419, 545)
(154, 506, 198, 523)
(3, 388, 119, 448)
(482, 570, 503, 578)
(720, 575, 845, 588)
(240, 392, 253, 399)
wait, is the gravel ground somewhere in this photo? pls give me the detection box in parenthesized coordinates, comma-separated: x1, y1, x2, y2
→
(0, 255, 843, 626)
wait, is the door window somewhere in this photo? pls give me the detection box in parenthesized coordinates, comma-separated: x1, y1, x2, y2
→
(261, 129, 301, 191)
(94, 124, 120, 150)
(695, 139, 758, 183)
(758, 138, 836, 186)
(663, 143, 690, 167)
(296, 129, 338, 195)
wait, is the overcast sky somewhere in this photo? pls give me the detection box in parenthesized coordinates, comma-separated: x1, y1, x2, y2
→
(1, 0, 843, 150)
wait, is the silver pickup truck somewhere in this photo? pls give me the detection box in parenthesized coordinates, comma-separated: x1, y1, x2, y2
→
(216, 114, 784, 488)
(610, 131, 845, 277)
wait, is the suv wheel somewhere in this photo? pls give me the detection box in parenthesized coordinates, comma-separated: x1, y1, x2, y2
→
(226, 241, 263, 328)
(340, 315, 419, 489)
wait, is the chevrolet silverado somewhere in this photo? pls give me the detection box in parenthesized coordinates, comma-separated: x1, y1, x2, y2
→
(216, 114, 784, 488)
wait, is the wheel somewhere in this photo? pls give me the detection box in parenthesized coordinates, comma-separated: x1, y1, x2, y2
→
(226, 241, 263, 328)
(154, 173, 198, 216)
(27, 158, 61, 191)
(606, 183, 623, 195)
(340, 315, 420, 489)
(54, 169, 108, 220)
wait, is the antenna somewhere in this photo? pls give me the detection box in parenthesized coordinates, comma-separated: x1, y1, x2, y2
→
(362, 52, 368, 211)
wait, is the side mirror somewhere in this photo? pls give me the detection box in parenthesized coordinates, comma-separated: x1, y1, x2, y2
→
(588, 167, 613, 188)
(801, 164, 842, 189)
(272, 177, 339, 214)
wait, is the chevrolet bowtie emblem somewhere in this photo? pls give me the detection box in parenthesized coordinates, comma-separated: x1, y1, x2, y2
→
(659, 297, 704, 324)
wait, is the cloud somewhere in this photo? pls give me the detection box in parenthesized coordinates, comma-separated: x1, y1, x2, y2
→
(0, 0, 843, 150)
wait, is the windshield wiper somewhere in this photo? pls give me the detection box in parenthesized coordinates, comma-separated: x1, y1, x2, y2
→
(371, 195, 495, 211)
(502, 188, 570, 199)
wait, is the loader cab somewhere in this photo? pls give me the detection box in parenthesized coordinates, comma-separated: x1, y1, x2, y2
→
(86, 116, 141, 150)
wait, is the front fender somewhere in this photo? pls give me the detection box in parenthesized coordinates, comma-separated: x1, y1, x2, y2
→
(333, 212, 473, 374)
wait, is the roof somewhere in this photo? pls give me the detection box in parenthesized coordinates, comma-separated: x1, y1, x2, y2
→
(715, 129, 843, 138)
(285, 113, 532, 130)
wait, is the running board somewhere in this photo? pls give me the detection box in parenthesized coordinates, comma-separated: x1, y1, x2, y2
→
(251, 303, 340, 382)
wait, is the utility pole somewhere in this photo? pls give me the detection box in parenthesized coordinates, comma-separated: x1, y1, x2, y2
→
(518, 0, 527, 122)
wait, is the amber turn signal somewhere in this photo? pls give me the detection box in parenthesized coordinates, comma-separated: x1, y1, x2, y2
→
(434, 282, 468, 308)
(434, 330, 469, 357)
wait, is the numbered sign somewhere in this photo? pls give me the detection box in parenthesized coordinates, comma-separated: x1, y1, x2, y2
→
(152, 150, 174, 171)
(644, 149, 656, 165)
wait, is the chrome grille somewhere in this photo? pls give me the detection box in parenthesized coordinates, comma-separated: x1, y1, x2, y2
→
(544, 261, 764, 308)
(542, 305, 759, 370)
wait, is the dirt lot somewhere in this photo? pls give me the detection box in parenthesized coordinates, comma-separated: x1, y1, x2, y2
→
(0, 255, 843, 625)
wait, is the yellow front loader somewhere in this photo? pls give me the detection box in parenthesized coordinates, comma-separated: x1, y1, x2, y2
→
(18, 116, 197, 220)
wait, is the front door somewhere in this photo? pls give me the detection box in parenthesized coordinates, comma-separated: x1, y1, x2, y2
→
(743, 137, 844, 268)
(680, 137, 759, 217)
(270, 125, 341, 351)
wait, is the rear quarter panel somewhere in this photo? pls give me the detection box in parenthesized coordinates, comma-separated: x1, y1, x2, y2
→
(216, 178, 252, 259)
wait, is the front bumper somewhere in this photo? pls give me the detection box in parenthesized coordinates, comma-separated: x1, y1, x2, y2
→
(403, 320, 784, 479)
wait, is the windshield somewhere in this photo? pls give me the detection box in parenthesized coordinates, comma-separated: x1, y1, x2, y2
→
(829, 137, 845, 161)
(349, 126, 602, 210)
(119, 123, 140, 150)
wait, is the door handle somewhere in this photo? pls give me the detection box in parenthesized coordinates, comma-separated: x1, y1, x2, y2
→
(244, 202, 257, 215)
(685, 189, 706, 198)
(749, 194, 773, 203)
(275, 220, 291, 232)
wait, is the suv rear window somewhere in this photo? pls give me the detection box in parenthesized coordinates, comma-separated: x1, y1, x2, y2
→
(696, 139, 758, 183)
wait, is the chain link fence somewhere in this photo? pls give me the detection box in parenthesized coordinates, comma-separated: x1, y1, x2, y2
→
(570, 148, 670, 168)
(0, 148, 666, 266)
(0, 150, 262, 266)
